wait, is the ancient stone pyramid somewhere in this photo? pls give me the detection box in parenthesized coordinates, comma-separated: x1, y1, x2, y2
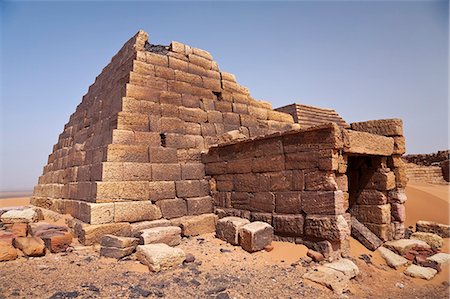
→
(31, 30, 298, 224)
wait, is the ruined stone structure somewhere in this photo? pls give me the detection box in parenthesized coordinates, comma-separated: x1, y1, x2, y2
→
(31, 30, 408, 257)
(403, 150, 449, 183)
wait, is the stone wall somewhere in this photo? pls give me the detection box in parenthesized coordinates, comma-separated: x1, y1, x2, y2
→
(31, 30, 298, 225)
(403, 150, 449, 183)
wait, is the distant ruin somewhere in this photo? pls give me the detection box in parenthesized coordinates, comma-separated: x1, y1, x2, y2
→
(31, 30, 408, 257)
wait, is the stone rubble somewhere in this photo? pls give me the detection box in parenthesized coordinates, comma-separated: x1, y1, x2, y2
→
(238, 221, 273, 253)
(377, 246, 408, 269)
(410, 232, 443, 250)
(137, 226, 182, 246)
(404, 264, 438, 280)
(136, 243, 186, 272)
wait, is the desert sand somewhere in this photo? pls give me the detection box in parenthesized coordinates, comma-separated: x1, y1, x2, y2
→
(0, 182, 449, 298)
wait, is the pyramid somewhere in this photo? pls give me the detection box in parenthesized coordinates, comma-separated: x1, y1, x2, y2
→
(31, 30, 298, 224)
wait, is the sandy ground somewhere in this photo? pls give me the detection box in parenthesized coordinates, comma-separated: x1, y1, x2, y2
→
(0, 182, 449, 298)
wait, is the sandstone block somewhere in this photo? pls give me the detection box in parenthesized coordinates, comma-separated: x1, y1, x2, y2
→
(137, 226, 181, 246)
(1, 208, 38, 224)
(186, 196, 213, 215)
(410, 232, 443, 250)
(364, 223, 392, 241)
(149, 181, 176, 201)
(148, 147, 178, 164)
(78, 202, 114, 225)
(0, 243, 18, 261)
(391, 203, 406, 222)
(272, 214, 304, 236)
(303, 266, 349, 295)
(384, 239, 431, 256)
(152, 164, 181, 181)
(136, 243, 186, 272)
(416, 221, 450, 238)
(106, 144, 149, 163)
(304, 215, 350, 241)
(427, 253, 450, 267)
(130, 219, 171, 236)
(388, 188, 407, 204)
(350, 217, 382, 251)
(350, 204, 391, 224)
(404, 264, 437, 280)
(377, 247, 408, 269)
(78, 222, 131, 246)
(100, 235, 139, 249)
(356, 190, 388, 205)
(350, 119, 403, 137)
(239, 222, 273, 252)
(268, 171, 293, 191)
(304, 171, 338, 191)
(323, 259, 359, 279)
(345, 130, 394, 156)
(181, 163, 205, 180)
(11, 223, 27, 237)
(170, 214, 218, 236)
(302, 191, 346, 215)
(250, 212, 272, 225)
(251, 155, 285, 173)
(176, 180, 209, 198)
(363, 171, 396, 191)
(114, 201, 162, 223)
(40, 231, 73, 253)
(100, 246, 135, 259)
(156, 198, 187, 219)
(13, 237, 45, 257)
(216, 217, 250, 245)
(274, 192, 302, 214)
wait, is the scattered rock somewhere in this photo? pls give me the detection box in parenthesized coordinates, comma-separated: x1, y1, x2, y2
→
(395, 282, 404, 289)
(170, 214, 218, 237)
(404, 264, 437, 280)
(10, 223, 28, 237)
(100, 246, 135, 259)
(323, 259, 359, 279)
(0, 242, 18, 261)
(13, 237, 45, 257)
(238, 221, 273, 252)
(264, 245, 274, 252)
(129, 286, 152, 297)
(130, 219, 171, 237)
(136, 243, 186, 272)
(219, 248, 231, 253)
(216, 217, 250, 246)
(410, 232, 443, 250)
(48, 291, 79, 299)
(41, 231, 73, 253)
(137, 226, 181, 246)
(100, 235, 139, 248)
(383, 239, 430, 256)
(307, 249, 324, 262)
(184, 253, 196, 263)
(303, 266, 349, 294)
(216, 292, 231, 299)
(377, 247, 408, 269)
(0, 208, 38, 224)
(416, 220, 450, 238)
(351, 217, 382, 251)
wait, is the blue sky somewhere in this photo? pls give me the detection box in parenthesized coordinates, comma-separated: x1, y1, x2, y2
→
(1, 1, 448, 191)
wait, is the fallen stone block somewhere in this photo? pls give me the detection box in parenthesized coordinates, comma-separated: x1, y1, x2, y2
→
(13, 237, 45, 257)
(384, 239, 431, 256)
(238, 221, 273, 253)
(404, 264, 437, 280)
(303, 266, 349, 294)
(410, 232, 443, 250)
(216, 217, 250, 245)
(323, 259, 359, 279)
(137, 226, 181, 246)
(0, 242, 18, 261)
(377, 247, 408, 269)
(130, 219, 171, 236)
(0, 231, 14, 245)
(136, 243, 186, 272)
(427, 253, 450, 267)
(170, 214, 218, 237)
(29, 223, 68, 237)
(307, 249, 324, 262)
(0, 208, 38, 224)
(350, 217, 382, 251)
(100, 235, 139, 249)
(40, 231, 73, 253)
(414, 255, 441, 272)
(77, 222, 132, 246)
(100, 246, 135, 259)
(416, 220, 450, 238)
(11, 223, 28, 237)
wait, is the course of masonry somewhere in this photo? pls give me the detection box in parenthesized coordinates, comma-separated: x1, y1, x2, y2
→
(31, 30, 408, 257)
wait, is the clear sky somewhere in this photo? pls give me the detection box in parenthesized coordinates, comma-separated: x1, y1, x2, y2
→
(0, 1, 448, 191)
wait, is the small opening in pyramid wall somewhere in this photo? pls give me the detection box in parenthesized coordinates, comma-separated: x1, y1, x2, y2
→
(144, 42, 169, 55)
(160, 133, 167, 147)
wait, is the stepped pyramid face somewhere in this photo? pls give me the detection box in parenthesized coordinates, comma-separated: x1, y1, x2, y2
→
(31, 30, 298, 224)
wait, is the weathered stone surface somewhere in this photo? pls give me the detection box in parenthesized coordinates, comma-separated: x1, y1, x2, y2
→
(323, 259, 359, 278)
(350, 217, 382, 251)
(404, 264, 437, 280)
(356, 190, 388, 205)
(350, 119, 403, 137)
(303, 266, 349, 294)
(364, 222, 391, 241)
(137, 226, 181, 246)
(0, 231, 15, 245)
(114, 201, 162, 223)
(30, 223, 68, 237)
(272, 214, 304, 236)
(170, 214, 217, 237)
(100, 246, 135, 259)
(307, 249, 324, 262)
(416, 220, 450, 238)
(11, 223, 28, 237)
(77, 222, 131, 246)
(304, 171, 338, 191)
(1, 208, 38, 224)
(100, 235, 139, 249)
(350, 204, 391, 224)
(345, 130, 394, 156)
(40, 231, 73, 253)
(216, 217, 250, 245)
(390, 203, 406, 222)
(13, 237, 45, 257)
(388, 189, 407, 203)
(427, 253, 450, 266)
(136, 243, 186, 272)
(79, 202, 114, 225)
(304, 215, 350, 241)
(410, 232, 443, 250)
(0, 242, 18, 261)
(301, 191, 346, 215)
(156, 198, 187, 219)
(363, 171, 396, 191)
(384, 239, 431, 256)
(239, 221, 273, 252)
(377, 247, 408, 269)
(130, 219, 171, 236)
